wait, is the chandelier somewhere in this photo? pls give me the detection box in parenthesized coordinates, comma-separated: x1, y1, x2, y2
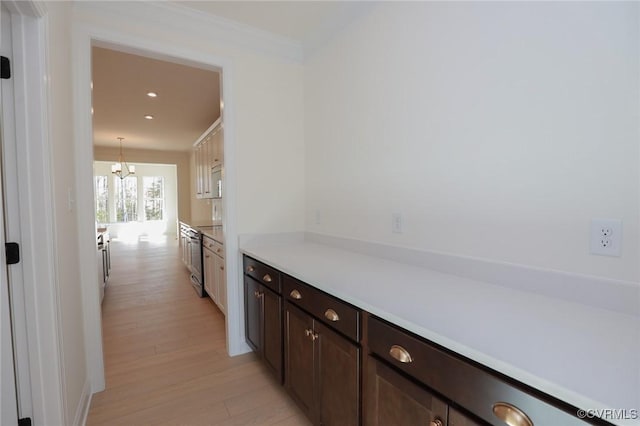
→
(111, 137, 135, 179)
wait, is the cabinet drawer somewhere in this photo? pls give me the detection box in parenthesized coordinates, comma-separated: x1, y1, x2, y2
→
(367, 315, 589, 426)
(243, 256, 280, 294)
(203, 236, 224, 258)
(283, 275, 360, 342)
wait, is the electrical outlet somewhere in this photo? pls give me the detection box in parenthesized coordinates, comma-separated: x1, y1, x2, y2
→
(590, 219, 622, 257)
(392, 213, 403, 234)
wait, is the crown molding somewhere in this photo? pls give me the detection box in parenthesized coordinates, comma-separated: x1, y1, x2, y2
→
(4, 0, 47, 17)
(72, 1, 304, 63)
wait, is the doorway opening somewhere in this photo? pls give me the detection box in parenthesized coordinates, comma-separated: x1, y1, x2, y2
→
(75, 31, 242, 394)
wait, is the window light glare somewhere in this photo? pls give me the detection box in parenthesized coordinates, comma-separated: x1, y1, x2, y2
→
(147, 92, 157, 98)
(144, 115, 154, 120)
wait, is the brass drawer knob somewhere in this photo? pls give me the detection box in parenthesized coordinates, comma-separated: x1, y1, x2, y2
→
(324, 309, 340, 322)
(492, 402, 533, 426)
(216, 248, 222, 253)
(262, 274, 272, 283)
(247, 266, 255, 273)
(430, 419, 444, 426)
(389, 345, 413, 363)
(290, 289, 302, 300)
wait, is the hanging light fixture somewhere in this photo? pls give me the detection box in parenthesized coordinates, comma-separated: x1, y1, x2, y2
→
(112, 137, 135, 179)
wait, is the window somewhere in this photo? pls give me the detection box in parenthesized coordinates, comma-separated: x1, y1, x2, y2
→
(94, 176, 108, 223)
(114, 176, 138, 222)
(143, 177, 164, 221)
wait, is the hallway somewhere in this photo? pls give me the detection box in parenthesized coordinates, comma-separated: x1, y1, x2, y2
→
(86, 237, 308, 425)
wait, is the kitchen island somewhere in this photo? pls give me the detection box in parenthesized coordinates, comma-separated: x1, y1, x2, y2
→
(241, 234, 639, 426)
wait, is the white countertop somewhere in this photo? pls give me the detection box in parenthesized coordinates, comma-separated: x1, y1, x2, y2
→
(179, 219, 224, 243)
(242, 241, 640, 425)
(199, 225, 224, 243)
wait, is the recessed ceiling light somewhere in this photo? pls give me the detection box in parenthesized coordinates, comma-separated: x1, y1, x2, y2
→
(144, 115, 154, 120)
(147, 92, 157, 98)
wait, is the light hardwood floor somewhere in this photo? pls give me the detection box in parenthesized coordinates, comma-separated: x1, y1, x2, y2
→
(87, 236, 310, 426)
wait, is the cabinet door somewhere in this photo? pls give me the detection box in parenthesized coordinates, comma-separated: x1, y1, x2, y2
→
(262, 287, 282, 382)
(244, 277, 261, 353)
(284, 303, 315, 421)
(195, 145, 203, 197)
(214, 254, 226, 315)
(316, 322, 359, 426)
(203, 249, 215, 299)
(212, 125, 223, 167)
(203, 137, 210, 197)
(364, 355, 447, 426)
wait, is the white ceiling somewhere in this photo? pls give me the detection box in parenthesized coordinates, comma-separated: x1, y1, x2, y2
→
(92, 1, 371, 152)
(92, 46, 220, 152)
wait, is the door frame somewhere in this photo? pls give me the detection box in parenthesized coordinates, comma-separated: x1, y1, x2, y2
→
(72, 18, 242, 393)
(2, 1, 66, 425)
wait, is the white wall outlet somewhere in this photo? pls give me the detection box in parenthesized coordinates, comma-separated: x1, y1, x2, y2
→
(590, 219, 622, 257)
(392, 213, 403, 234)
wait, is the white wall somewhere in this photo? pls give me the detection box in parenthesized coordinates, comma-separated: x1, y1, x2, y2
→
(44, 2, 88, 422)
(93, 161, 179, 237)
(304, 2, 639, 282)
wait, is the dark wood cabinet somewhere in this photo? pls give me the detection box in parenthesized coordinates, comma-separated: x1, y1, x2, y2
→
(244, 276, 261, 352)
(244, 274, 283, 382)
(365, 314, 593, 426)
(262, 284, 283, 380)
(448, 408, 484, 426)
(284, 303, 315, 419)
(284, 301, 360, 426)
(364, 355, 447, 426)
(243, 254, 594, 426)
(316, 321, 359, 426)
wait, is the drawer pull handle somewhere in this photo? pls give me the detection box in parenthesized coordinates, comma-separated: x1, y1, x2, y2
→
(290, 289, 302, 300)
(247, 266, 255, 273)
(216, 248, 221, 253)
(389, 345, 413, 363)
(324, 309, 340, 322)
(430, 419, 444, 426)
(254, 290, 260, 298)
(220, 266, 224, 271)
(492, 402, 533, 426)
(262, 274, 272, 283)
